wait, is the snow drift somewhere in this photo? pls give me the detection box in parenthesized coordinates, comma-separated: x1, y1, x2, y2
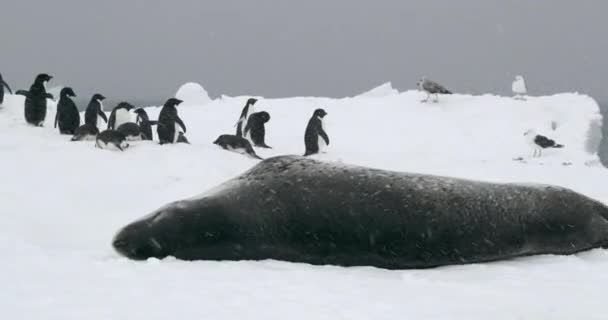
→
(175, 82, 211, 106)
(1, 88, 607, 319)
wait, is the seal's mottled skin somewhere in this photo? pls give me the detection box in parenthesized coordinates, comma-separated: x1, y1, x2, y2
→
(113, 156, 608, 269)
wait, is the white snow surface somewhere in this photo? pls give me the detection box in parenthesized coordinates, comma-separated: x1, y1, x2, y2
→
(175, 82, 212, 106)
(1, 90, 608, 319)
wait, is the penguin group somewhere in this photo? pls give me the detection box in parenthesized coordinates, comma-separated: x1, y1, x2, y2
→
(2, 72, 558, 158)
(1, 73, 192, 152)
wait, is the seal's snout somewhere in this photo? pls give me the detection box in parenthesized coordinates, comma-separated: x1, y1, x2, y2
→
(112, 225, 169, 260)
(112, 232, 133, 258)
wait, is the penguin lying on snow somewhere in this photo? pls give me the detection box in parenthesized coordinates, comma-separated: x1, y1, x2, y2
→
(304, 108, 329, 156)
(116, 122, 145, 141)
(96, 130, 129, 151)
(213, 134, 263, 160)
(108, 102, 134, 130)
(244, 111, 271, 148)
(71, 124, 100, 141)
(54, 87, 80, 135)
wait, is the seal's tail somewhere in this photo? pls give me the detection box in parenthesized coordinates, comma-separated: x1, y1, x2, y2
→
(553, 144, 564, 148)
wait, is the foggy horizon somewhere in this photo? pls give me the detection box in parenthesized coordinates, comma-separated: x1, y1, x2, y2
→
(1, 0, 607, 104)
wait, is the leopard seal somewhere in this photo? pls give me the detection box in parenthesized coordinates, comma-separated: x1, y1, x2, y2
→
(112, 155, 608, 269)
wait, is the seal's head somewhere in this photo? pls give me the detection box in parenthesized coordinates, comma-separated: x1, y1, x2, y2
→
(112, 199, 232, 260)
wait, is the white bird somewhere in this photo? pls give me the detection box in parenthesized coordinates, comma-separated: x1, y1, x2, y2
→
(512, 75, 527, 100)
(523, 129, 564, 157)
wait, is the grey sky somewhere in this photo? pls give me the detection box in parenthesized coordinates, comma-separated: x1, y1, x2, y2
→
(1, 0, 607, 104)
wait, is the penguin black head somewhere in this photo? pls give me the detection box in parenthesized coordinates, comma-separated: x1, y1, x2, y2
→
(60, 87, 76, 98)
(247, 98, 258, 106)
(35, 73, 53, 83)
(92, 93, 106, 101)
(164, 98, 183, 107)
(259, 111, 271, 123)
(134, 108, 148, 117)
(313, 108, 327, 118)
(117, 102, 134, 111)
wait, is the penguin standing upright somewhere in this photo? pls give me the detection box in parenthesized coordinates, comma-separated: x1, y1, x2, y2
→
(134, 108, 156, 140)
(304, 108, 329, 156)
(235, 98, 257, 137)
(157, 98, 186, 144)
(107, 102, 134, 130)
(54, 87, 80, 134)
(84, 94, 107, 128)
(244, 111, 271, 148)
(0, 73, 13, 106)
(24, 73, 53, 126)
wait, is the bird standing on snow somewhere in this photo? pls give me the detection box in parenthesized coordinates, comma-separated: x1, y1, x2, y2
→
(417, 77, 452, 103)
(524, 129, 564, 157)
(512, 75, 527, 100)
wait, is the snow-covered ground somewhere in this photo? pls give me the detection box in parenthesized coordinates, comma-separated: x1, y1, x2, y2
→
(1, 84, 607, 319)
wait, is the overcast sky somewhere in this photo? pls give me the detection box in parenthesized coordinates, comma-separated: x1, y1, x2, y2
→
(1, 0, 606, 103)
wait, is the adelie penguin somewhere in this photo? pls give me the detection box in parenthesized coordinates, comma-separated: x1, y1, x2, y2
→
(244, 111, 271, 148)
(304, 108, 329, 156)
(96, 130, 129, 151)
(54, 87, 80, 134)
(0, 73, 13, 106)
(116, 122, 145, 141)
(157, 98, 187, 145)
(107, 102, 134, 130)
(84, 94, 107, 128)
(23, 73, 53, 126)
(134, 108, 156, 141)
(213, 134, 263, 160)
(235, 98, 257, 137)
(71, 124, 100, 141)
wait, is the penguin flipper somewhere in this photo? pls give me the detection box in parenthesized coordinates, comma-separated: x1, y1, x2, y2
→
(176, 117, 187, 133)
(107, 111, 116, 130)
(15, 90, 29, 97)
(2, 80, 12, 94)
(46, 93, 54, 100)
(99, 110, 108, 123)
(319, 130, 330, 145)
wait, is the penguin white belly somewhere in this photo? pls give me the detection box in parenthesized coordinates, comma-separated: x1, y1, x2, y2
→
(172, 122, 180, 143)
(318, 136, 327, 152)
(317, 118, 327, 152)
(114, 109, 131, 128)
(96, 100, 105, 128)
(244, 126, 252, 142)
